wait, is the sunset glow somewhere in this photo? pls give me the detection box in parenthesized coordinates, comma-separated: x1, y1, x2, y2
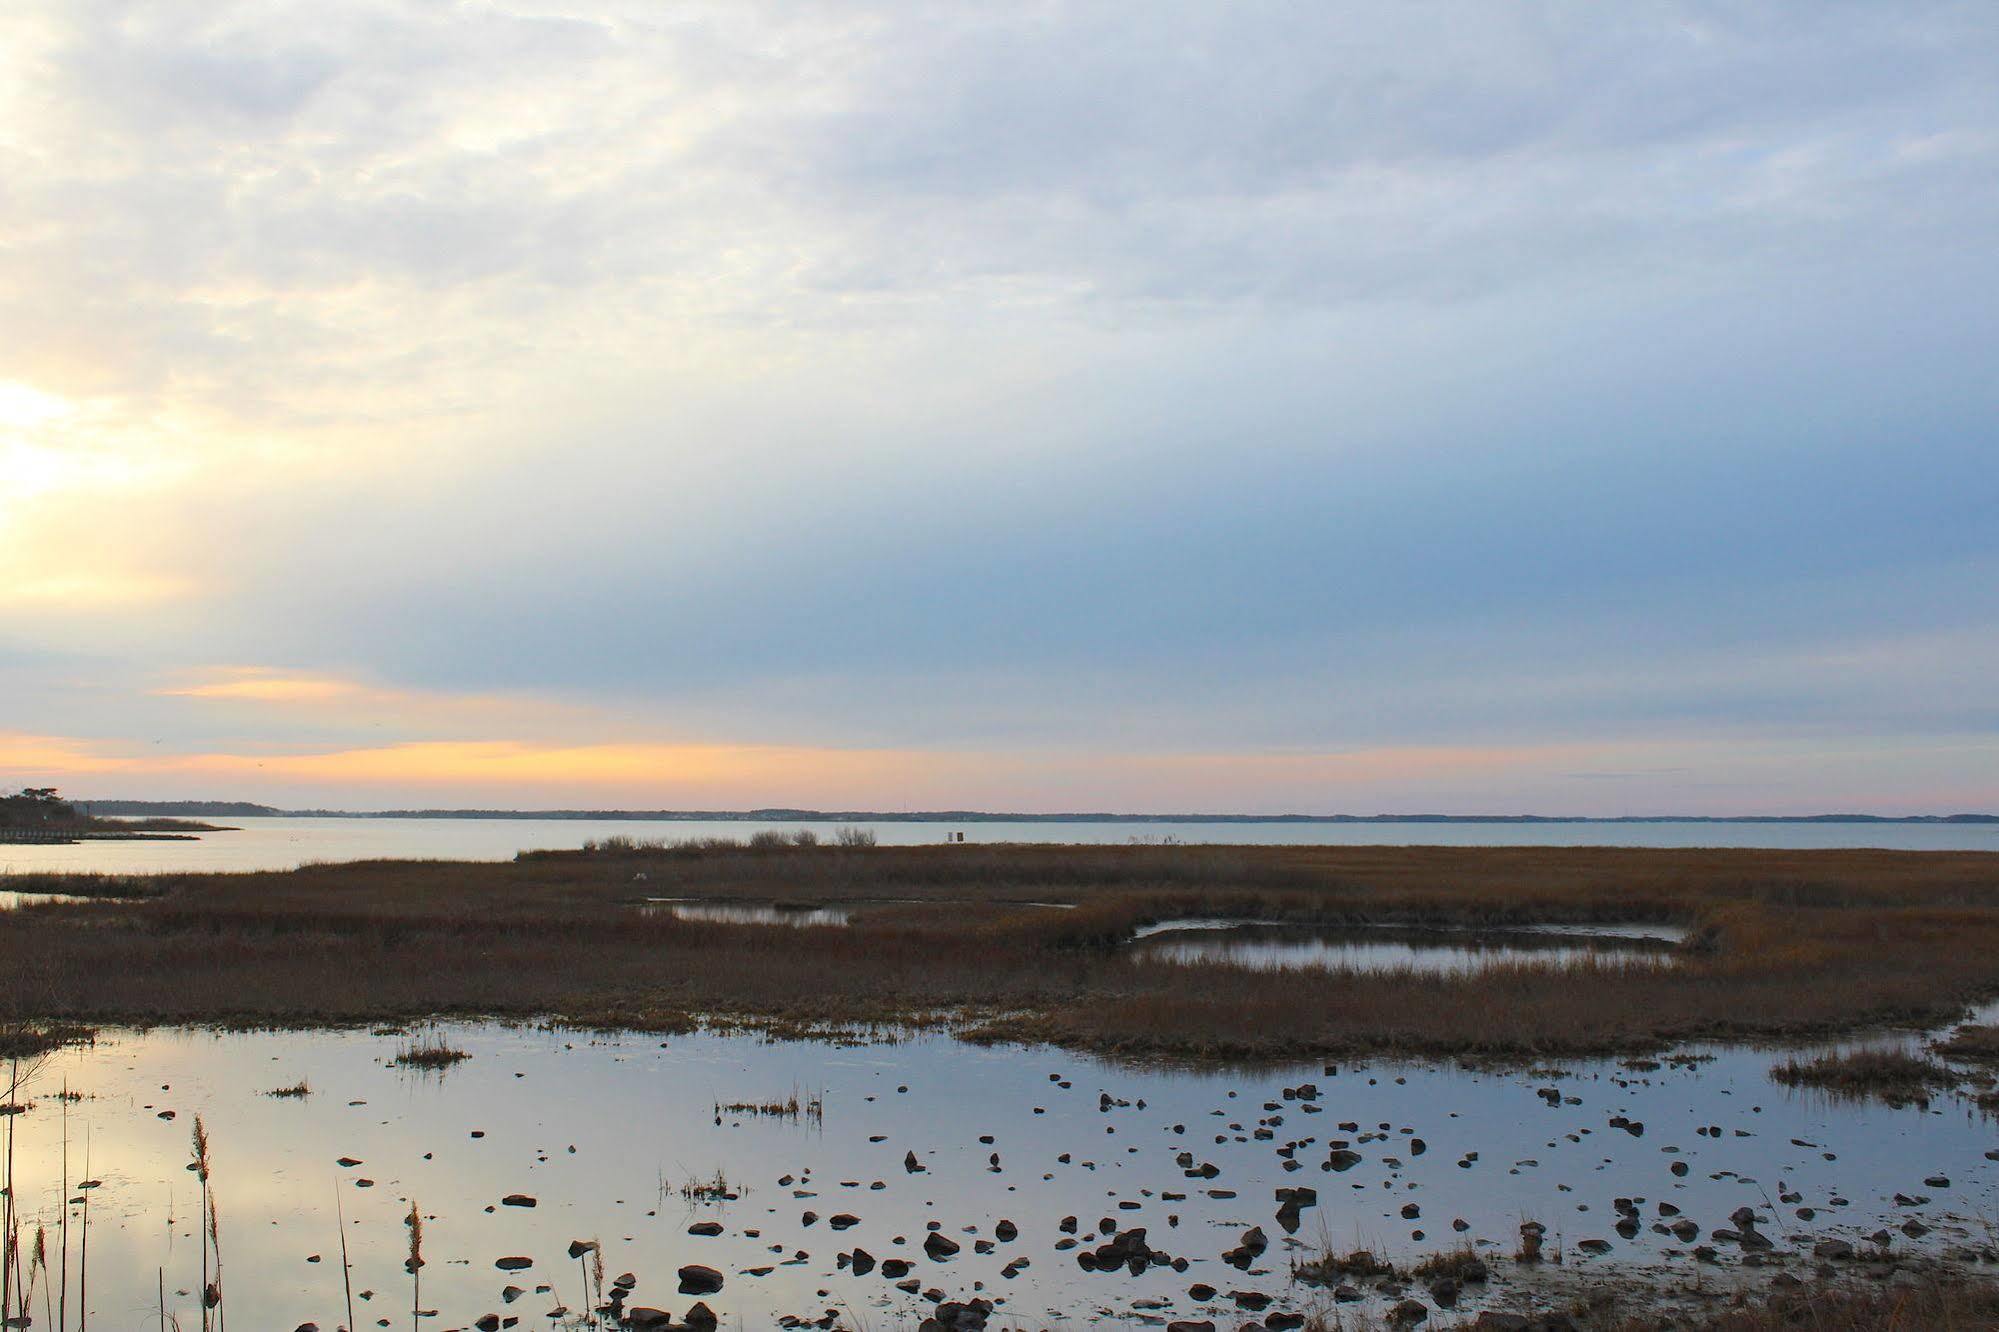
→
(1, 3, 1993, 814)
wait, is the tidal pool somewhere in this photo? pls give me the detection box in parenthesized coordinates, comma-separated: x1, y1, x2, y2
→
(0, 890, 97, 910)
(641, 900, 852, 927)
(1128, 919, 1683, 974)
(2, 1021, 1994, 1329)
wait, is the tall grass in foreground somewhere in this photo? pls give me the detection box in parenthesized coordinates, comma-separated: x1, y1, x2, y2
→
(0, 1047, 243, 1332)
(1, 1049, 79, 1331)
(77, 1131, 87, 1331)
(335, 1186, 355, 1332)
(405, 1200, 425, 1331)
(191, 1115, 225, 1330)
(3, 1057, 16, 1327)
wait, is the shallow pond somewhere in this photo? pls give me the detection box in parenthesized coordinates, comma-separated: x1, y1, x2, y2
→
(2, 1021, 1994, 1329)
(0, 890, 97, 910)
(642, 901, 852, 927)
(1128, 920, 1683, 974)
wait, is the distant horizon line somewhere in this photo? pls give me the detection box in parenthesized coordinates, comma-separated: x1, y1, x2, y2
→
(71, 800, 1999, 825)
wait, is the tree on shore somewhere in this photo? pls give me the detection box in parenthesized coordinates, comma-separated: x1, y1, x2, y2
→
(0, 788, 79, 828)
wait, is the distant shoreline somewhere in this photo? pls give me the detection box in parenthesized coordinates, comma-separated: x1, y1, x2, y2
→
(0, 826, 227, 845)
(76, 801, 1999, 824)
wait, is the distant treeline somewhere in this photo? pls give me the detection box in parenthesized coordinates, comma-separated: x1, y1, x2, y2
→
(79, 800, 282, 818)
(74, 800, 1999, 824)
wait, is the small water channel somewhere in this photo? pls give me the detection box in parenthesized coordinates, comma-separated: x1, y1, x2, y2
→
(1127, 919, 1686, 974)
(641, 900, 853, 926)
(0, 890, 98, 910)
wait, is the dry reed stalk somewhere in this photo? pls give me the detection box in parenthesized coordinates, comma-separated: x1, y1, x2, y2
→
(336, 1184, 355, 1332)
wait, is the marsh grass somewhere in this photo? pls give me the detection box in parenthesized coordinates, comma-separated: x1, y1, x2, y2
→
(404, 1200, 424, 1326)
(191, 1115, 220, 1328)
(1596, 1276, 1999, 1330)
(1409, 1244, 1487, 1281)
(263, 1080, 310, 1098)
(714, 1085, 824, 1123)
(0, 872, 168, 900)
(1933, 1023, 1999, 1064)
(678, 1169, 742, 1202)
(0, 1024, 94, 1061)
(1769, 1048, 1957, 1102)
(1293, 1245, 1401, 1285)
(0, 844, 1995, 1059)
(392, 1030, 470, 1070)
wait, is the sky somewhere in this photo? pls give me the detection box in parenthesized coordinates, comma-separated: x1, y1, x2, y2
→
(2, 1, 1996, 815)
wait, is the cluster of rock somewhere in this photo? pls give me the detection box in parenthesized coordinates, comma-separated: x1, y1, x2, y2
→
(289, 1047, 1996, 1332)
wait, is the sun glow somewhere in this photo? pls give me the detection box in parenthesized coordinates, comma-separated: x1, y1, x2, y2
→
(159, 673, 366, 704)
(0, 380, 72, 430)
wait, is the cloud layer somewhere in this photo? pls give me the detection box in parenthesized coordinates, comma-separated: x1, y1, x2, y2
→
(2, 2, 1995, 811)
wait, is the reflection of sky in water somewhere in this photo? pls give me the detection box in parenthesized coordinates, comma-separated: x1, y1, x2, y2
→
(5, 1024, 1995, 1329)
(7, 815, 1998, 875)
(0, 891, 94, 909)
(641, 901, 851, 926)
(1503, 922, 1688, 943)
(1128, 920, 1681, 974)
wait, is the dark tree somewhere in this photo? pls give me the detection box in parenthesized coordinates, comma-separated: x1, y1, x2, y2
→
(0, 787, 79, 827)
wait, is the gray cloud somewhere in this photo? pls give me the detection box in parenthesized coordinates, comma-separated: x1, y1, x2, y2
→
(3, 0, 1996, 807)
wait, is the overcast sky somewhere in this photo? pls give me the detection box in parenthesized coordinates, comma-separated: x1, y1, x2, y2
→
(3, 1, 1995, 812)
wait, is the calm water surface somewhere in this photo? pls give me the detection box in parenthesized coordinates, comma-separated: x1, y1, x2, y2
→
(0, 890, 94, 909)
(1127, 921, 1682, 974)
(643, 901, 853, 927)
(6, 1023, 1995, 1329)
(4, 816, 1995, 875)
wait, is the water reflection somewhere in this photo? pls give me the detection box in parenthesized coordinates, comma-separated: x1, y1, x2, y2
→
(642, 899, 852, 926)
(0, 890, 95, 909)
(9, 814, 1996, 875)
(3, 1022, 1992, 1329)
(1129, 919, 1682, 973)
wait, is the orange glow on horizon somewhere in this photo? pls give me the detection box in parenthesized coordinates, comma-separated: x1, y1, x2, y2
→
(158, 675, 364, 703)
(0, 731, 1608, 809)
